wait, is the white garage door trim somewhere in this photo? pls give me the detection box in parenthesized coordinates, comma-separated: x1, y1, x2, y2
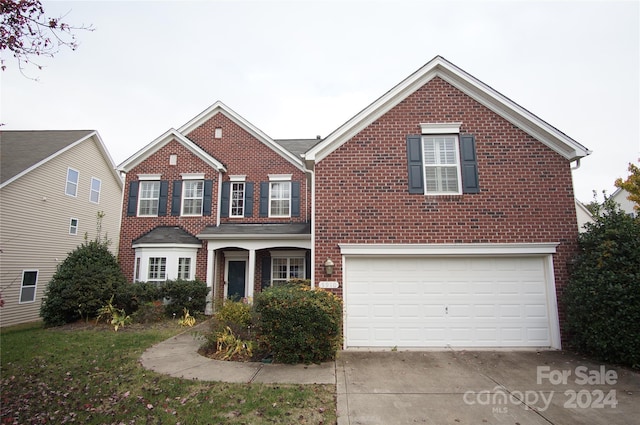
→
(340, 243, 561, 350)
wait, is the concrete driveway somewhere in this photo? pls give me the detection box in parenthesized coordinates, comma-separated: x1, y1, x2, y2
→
(336, 350, 640, 425)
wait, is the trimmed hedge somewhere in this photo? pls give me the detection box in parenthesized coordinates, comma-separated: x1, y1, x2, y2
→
(564, 202, 640, 368)
(255, 283, 342, 364)
(160, 279, 210, 317)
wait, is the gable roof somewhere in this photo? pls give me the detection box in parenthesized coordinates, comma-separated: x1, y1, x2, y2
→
(117, 128, 227, 173)
(0, 130, 121, 189)
(305, 56, 591, 164)
(178, 101, 306, 169)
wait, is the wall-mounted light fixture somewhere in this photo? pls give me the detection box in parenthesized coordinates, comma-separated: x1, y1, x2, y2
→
(324, 258, 335, 276)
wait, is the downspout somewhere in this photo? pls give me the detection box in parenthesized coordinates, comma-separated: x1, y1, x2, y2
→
(304, 160, 315, 289)
(571, 158, 581, 170)
(216, 170, 223, 226)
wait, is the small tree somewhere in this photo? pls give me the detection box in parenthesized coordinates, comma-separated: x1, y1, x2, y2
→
(40, 213, 127, 326)
(564, 197, 640, 367)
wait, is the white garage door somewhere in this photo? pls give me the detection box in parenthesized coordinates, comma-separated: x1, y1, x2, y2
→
(345, 256, 556, 348)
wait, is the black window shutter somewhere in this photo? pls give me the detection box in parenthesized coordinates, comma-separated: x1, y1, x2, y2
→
(244, 182, 254, 217)
(460, 135, 480, 194)
(171, 181, 182, 216)
(259, 182, 269, 217)
(305, 250, 311, 280)
(158, 181, 169, 216)
(203, 180, 213, 216)
(126, 181, 139, 216)
(220, 182, 230, 218)
(261, 255, 271, 290)
(291, 181, 300, 217)
(406, 135, 424, 194)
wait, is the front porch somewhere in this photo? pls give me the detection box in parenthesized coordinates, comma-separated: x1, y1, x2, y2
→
(197, 223, 312, 313)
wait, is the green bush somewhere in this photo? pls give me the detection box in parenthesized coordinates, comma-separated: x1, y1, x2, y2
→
(203, 301, 256, 357)
(40, 240, 128, 326)
(255, 283, 342, 364)
(564, 200, 640, 368)
(160, 279, 210, 317)
(130, 301, 165, 324)
(113, 282, 162, 314)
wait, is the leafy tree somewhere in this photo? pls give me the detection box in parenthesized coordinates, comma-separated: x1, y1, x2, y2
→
(564, 198, 640, 367)
(615, 161, 640, 212)
(0, 0, 92, 74)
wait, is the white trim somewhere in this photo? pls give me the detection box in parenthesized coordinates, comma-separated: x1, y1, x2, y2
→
(268, 174, 292, 181)
(18, 269, 38, 304)
(339, 242, 559, 256)
(69, 217, 79, 235)
(422, 134, 462, 195)
(229, 175, 247, 182)
(420, 122, 462, 134)
(132, 242, 201, 249)
(268, 180, 291, 218)
(65, 167, 79, 197)
(269, 249, 307, 258)
(181, 173, 205, 180)
(544, 254, 562, 349)
(89, 176, 101, 204)
(137, 174, 161, 180)
(181, 179, 204, 216)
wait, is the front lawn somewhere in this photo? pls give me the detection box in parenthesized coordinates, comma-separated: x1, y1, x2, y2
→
(0, 322, 335, 424)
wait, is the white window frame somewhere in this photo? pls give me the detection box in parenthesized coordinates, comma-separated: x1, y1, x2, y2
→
(148, 257, 167, 281)
(65, 167, 79, 197)
(270, 250, 305, 285)
(177, 257, 192, 280)
(230, 182, 245, 217)
(90, 177, 101, 204)
(181, 180, 204, 216)
(421, 135, 463, 195)
(269, 174, 291, 218)
(138, 180, 161, 216)
(133, 247, 198, 283)
(69, 218, 79, 235)
(19, 270, 38, 303)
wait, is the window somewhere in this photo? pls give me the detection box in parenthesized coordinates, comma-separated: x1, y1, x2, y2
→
(422, 135, 461, 194)
(134, 257, 141, 282)
(182, 180, 204, 215)
(148, 257, 167, 281)
(269, 181, 291, 217)
(271, 257, 305, 285)
(69, 218, 79, 235)
(231, 182, 245, 217)
(19, 270, 38, 303)
(138, 181, 160, 216)
(178, 257, 191, 280)
(65, 168, 79, 197)
(90, 177, 101, 203)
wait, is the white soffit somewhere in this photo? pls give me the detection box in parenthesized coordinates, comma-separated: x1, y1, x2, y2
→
(339, 243, 559, 256)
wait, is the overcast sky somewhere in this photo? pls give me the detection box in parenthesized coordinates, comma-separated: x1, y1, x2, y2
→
(2, 0, 638, 203)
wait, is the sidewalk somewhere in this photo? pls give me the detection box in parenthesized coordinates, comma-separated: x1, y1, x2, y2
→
(139, 324, 335, 385)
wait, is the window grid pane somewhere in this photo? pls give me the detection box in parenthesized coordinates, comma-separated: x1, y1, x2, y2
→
(423, 136, 460, 194)
(178, 257, 191, 280)
(182, 181, 204, 215)
(231, 182, 245, 217)
(271, 257, 305, 285)
(66, 169, 78, 196)
(20, 271, 38, 303)
(270, 182, 291, 217)
(69, 218, 78, 235)
(139, 181, 160, 216)
(148, 257, 167, 280)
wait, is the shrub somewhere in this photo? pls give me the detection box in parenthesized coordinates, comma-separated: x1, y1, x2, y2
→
(203, 300, 257, 359)
(564, 200, 640, 368)
(40, 240, 127, 326)
(160, 279, 209, 317)
(255, 283, 342, 364)
(113, 282, 161, 314)
(130, 301, 165, 324)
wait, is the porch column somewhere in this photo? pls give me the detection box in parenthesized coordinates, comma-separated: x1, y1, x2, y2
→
(247, 248, 256, 302)
(205, 247, 215, 315)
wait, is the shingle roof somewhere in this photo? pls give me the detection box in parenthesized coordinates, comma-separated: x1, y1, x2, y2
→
(133, 226, 202, 245)
(0, 130, 95, 185)
(273, 139, 323, 157)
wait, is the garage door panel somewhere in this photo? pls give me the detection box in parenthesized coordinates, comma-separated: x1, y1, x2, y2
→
(345, 256, 553, 348)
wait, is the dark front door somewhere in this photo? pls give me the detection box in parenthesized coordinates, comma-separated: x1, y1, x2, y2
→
(227, 260, 246, 301)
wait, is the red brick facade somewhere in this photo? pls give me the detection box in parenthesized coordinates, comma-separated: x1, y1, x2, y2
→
(313, 76, 579, 339)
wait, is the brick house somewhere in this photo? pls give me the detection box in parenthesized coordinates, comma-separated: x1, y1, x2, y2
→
(117, 56, 590, 349)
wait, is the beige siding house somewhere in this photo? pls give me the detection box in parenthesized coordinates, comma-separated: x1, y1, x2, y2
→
(0, 131, 123, 327)
(611, 188, 637, 217)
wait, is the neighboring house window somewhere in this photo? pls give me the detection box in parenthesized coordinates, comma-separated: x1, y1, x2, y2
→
(182, 180, 204, 215)
(269, 181, 291, 217)
(90, 177, 101, 203)
(134, 257, 141, 282)
(19, 270, 38, 303)
(271, 257, 305, 285)
(231, 182, 245, 217)
(148, 257, 167, 281)
(138, 181, 161, 216)
(178, 257, 191, 280)
(65, 168, 79, 197)
(422, 135, 461, 194)
(69, 218, 79, 235)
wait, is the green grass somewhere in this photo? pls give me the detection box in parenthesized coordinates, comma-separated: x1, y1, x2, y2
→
(1, 322, 336, 424)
